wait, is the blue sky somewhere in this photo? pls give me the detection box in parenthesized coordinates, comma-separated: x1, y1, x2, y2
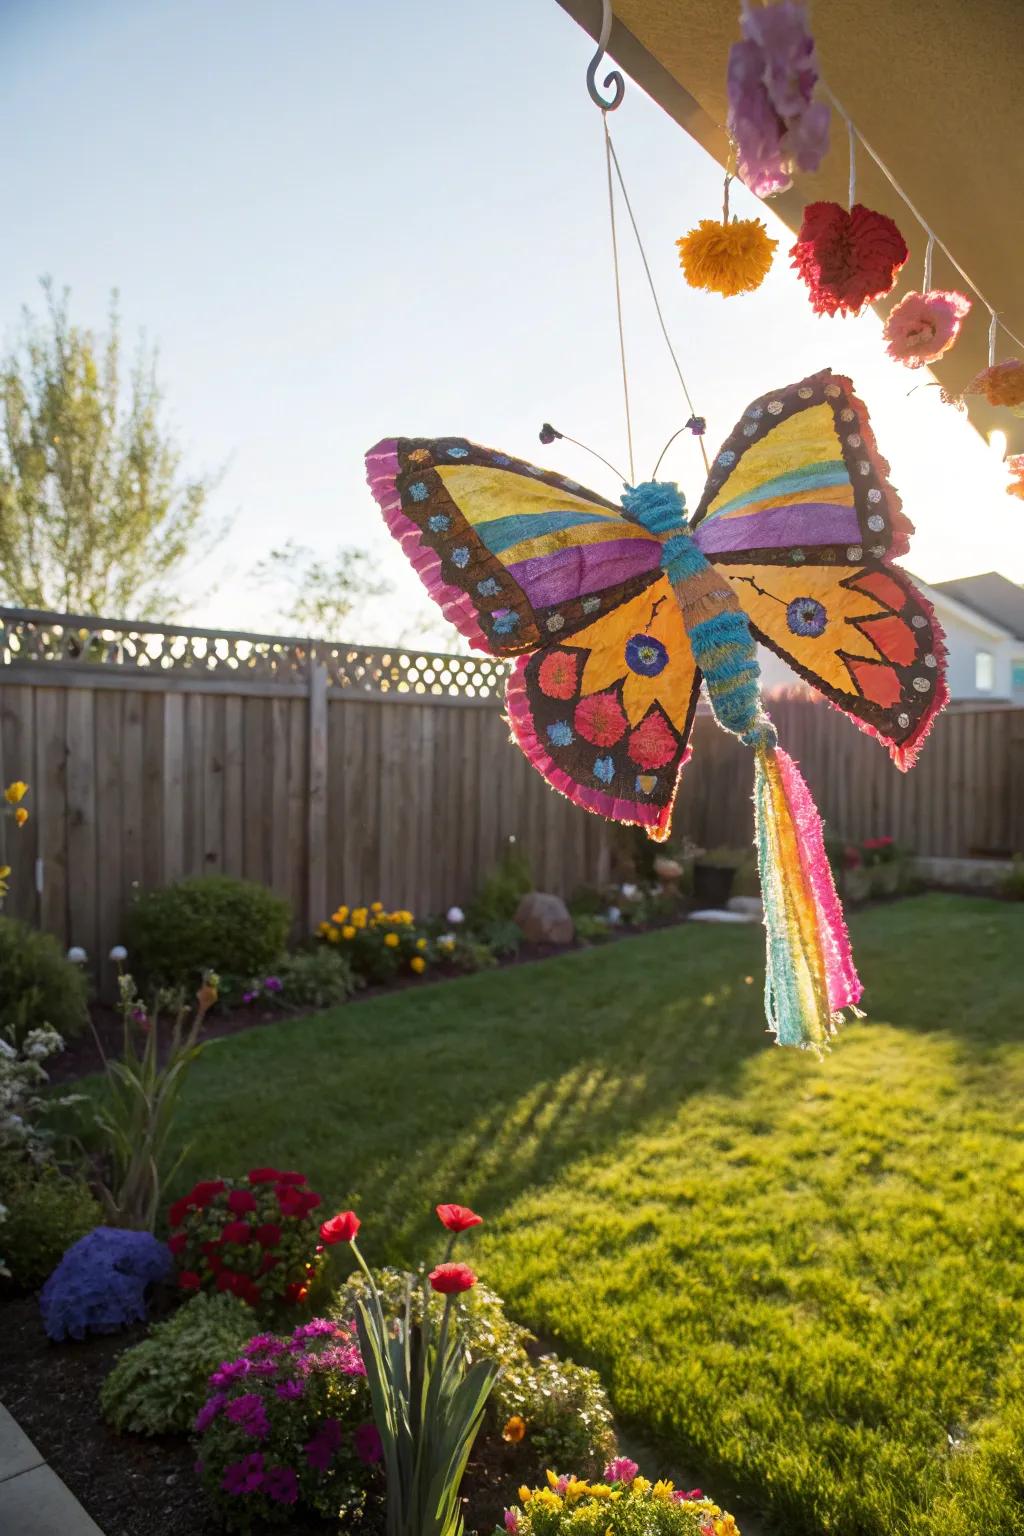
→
(3, 0, 1020, 640)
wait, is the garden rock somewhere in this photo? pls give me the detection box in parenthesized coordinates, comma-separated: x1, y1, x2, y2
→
(514, 892, 574, 945)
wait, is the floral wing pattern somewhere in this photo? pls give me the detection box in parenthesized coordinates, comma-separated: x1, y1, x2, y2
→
(506, 577, 701, 841)
(366, 438, 663, 657)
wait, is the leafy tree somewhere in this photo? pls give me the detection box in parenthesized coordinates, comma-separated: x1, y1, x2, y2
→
(0, 280, 220, 617)
(251, 540, 393, 639)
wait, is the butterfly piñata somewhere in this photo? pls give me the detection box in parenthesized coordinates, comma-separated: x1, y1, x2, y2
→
(366, 369, 947, 1051)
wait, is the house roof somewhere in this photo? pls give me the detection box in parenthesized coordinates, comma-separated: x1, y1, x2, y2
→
(931, 573, 1024, 642)
(555, 0, 1024, 455)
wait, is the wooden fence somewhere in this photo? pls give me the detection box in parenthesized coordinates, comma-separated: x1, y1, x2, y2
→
(1, 607, 1021, 974)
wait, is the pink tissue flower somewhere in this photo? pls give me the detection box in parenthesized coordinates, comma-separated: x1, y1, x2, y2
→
(883, 289, 971, 368)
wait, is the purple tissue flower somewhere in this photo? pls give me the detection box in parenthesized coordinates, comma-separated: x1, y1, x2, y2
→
(225, 1393, 270, 1439)
(263, 1464, 299, 1505)
(305, 1418, 342, 1471)
(194, 1393, 227, 1434)
(221, 1452, 265, 1495)
(39, 1227, 173, 1342)
(726, 0, 829, 198)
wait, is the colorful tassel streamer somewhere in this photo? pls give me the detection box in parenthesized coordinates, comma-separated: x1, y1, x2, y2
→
(754, 744, 862, 1052)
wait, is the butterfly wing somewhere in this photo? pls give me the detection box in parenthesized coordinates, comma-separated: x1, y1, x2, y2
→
(366, 438, 662, 656)
(690, 370, 946, 766)
(505, 577, 701, 840)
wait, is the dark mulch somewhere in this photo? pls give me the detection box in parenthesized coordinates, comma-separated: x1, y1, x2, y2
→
(0, 1291, 559, 1536)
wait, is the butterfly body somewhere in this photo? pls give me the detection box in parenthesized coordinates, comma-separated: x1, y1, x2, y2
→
(367, 369, 949, 1049)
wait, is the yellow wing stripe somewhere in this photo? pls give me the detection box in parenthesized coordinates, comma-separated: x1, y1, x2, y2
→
(435, 463, 626, 526)
(719, 482, 854, 521)
(501, 519, 647, 564)
(706, 404, 842, 516)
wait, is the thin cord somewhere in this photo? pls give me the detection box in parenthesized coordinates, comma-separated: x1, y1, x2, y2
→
(923, 233, 934, 293)
(847, 117, 856, 209)
(603, 113, 634, 484)
(604, 124, 711, 475)
(988, 310, 998, 368)
(828, 88, 1024, 355)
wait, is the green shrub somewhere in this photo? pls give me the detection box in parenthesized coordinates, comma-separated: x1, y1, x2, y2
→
(467, 841, 533, 929)
(100, 1291, 255, 1436)
(0, 916, 88, 1044)
(1000, 855, 1024, 901)
(478, 918, 522, 958)
(268, 948, 355, 1010)
(124, 876, 291, 990)
(574, 914, 616, 946)
(0, 1155, 101, 1289)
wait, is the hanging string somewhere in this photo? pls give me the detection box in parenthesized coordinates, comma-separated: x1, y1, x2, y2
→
(988, 310, 998, 368)
(922, 232, 934, 294)
(603, 124, 711, 476)
(825, 85, 1024, 356)
(602, 113, 635, 484)
(847, 116, 856, 209)
(723, 172, 732, 223)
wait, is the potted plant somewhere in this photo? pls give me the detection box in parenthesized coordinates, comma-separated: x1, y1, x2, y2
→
(691, 847, 746, 908)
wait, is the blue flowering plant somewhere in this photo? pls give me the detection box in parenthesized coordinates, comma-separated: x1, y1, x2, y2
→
(39, 1225, 173, 1341)
(194, 1316, 380, 1528)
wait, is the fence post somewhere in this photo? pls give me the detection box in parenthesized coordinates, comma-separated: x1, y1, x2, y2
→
(306, 654, 328, 932)
(1010, 710, 1024, 856)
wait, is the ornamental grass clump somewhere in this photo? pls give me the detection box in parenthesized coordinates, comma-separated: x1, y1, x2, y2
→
(194, 1316, 377, 1528)
(317, 901, 431, 983)
(321, 1200, 500, 1536)
(167, 1168, 324, 1307)
(504, 1468, 741, 1536)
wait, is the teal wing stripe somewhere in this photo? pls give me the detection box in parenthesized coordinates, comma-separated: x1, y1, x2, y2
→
(477, 510, 614, 556)
(706, 460, 850, 521)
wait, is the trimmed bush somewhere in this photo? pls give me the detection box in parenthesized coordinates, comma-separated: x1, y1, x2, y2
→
(100, 1291, 255, 1436)
(0, 1156, 101, 1290)
(0, 915, 88, 1044)
(274, 948, 355, 1009)
(124, 876, 291, 991)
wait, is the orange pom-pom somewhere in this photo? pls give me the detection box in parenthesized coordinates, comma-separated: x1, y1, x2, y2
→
(966, 360, 1024, 416)
(676, 217, 777, 297)
(1006, 454, 1024, 500)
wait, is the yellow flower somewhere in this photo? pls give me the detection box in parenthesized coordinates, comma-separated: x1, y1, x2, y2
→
(519, 1487, 533, 1505)
(416, 937, 427, 950)
(533, 1490, 562, 1511)
(582, 1485, 620, 1502)
(371, 901, 383, 913)
(317, 920, 332, 936)
(580, 598, 692, 728)
(631, 1478, 651, 1497)
(410, 955, 426, 974)
(652, 1481, 675, 1501)
(502, 1415, 526, 1444)
(352, 908, 368, 928)
(4, 781, 28, 804)
(384, 932, 399, 949)
(14, 808, 28, 827)
(342, 925, 356, 940)
(0, 865, 9, 879)
(332, 905, 349, 923)
(326, 925, 340, 943)
(714, 1518, 740, 1536)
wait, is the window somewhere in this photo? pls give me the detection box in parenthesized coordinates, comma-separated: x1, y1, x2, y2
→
(975, 650, 995, 692)
(1013, 658, 1024, 693)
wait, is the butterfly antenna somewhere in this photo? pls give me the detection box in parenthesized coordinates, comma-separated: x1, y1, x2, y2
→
(651, 416, 708, 481)
(539, 424, 626, 485)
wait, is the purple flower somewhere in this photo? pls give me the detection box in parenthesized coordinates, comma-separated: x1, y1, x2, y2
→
(305, 1418, 342, 1471)
(504, 1512, 520, 1535)
(263, 976, 283, 993)
(275, 1379, 305, 1401)
(250, 1358, 280, 1377)
(221, 1452, 265, 1495)
(243, 1333, 285, 1359)
(194, 1394, 227, 1434)
(298, 1343, 366, 1377)
(263, 1464, 299, 1505)
(293, 1318, 341, 1341)
(354, 1423, 383, 1464)
(225, 1393, 270, 1439)
(209, 1357, 251, 1389)
(726, 0, 829, 198)
(604, 1457, 639, 1484)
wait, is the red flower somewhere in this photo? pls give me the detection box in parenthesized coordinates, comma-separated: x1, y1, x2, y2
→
(190, 1180, 226, 1207)
(537, 650, 579, 700)
(223, 1221, 254, 1244)
(247, 1167, 282, 1184)
(167, 1232, 188, 1256)
(275, 1171, 308, 1187)
(277, 1188, 314, 1218)
(320, 1211, 361, 1245)
(574, 691, 627, 747)
(255, 1222, 282, 1249)
(429, 1262, 477, 1295)
(227, 1189, 258, 1215)
(436, 1204, 482, 1233)
(259, 1253, 279, 1274)
(627, 711, 678, 770)
(168, 1197, 191, 1227)
(284, 1281, 309, 1303)
(178, 1270, 201, 1291)
(216, 1269, 238, 1292)
(207, 1253, 225, 1273)
(790, 201, 908, 317)
(234, 1275, 261, 1306)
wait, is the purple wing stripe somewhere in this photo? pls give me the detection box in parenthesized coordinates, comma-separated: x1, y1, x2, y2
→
(505, 539, 662, 609)
(693, 502, 862, 554)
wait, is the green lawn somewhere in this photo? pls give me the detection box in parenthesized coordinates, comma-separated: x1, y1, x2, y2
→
(167, 895, 1024, 1536)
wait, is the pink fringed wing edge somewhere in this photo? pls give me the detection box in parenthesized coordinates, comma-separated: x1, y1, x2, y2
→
(505, 656, 692, 840)
(365, 438, 492, 654)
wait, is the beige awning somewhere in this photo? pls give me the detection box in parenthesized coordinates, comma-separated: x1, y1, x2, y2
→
(557, 0, 1024, 454)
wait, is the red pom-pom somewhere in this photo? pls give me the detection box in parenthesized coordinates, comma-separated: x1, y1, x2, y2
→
(790, 201, 908, 317)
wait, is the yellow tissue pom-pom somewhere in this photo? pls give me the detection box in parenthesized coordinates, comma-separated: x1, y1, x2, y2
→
(676, 217, 777, 297)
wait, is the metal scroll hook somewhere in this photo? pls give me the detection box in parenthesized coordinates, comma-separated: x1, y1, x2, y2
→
(586, 0, 625, 111)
